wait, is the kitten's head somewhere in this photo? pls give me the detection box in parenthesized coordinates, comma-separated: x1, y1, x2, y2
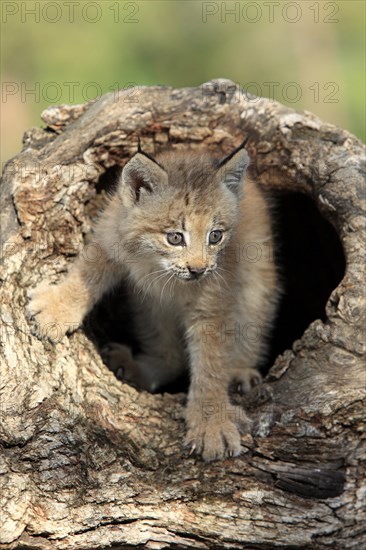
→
(118, 143, 250, 284)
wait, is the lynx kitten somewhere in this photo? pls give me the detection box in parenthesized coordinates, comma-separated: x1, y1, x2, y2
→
(28, 141, 280, 461)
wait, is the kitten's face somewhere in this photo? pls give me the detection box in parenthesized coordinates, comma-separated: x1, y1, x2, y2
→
(119, 148, 249, 286)
(131, 188, 236, 282)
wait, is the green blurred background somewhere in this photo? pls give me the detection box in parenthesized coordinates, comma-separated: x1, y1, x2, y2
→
(1, 0, 365, 165)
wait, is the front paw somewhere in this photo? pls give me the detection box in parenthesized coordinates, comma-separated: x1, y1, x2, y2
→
(184, 399, 250, 462)
(27, 282, 80, 342)
(101, 343, 135, 381)
(233, 368, 262, 395)
(101, 344, 158, 392)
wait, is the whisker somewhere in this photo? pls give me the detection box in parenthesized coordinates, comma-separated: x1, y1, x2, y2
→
(142, 271, 168, 302)
(138, 268, 167, 286)
(217, 265, 232, 277)
(160, 272, 175, 305)
(170, 275, 177, 298)
(211, 272, 224, 300)
(135, 268, 167, 296)
(215, 269, 230, 290)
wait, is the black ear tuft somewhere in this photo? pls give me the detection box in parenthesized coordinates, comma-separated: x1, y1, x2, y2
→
(217, 137, 250, 169)
(217, 139, 250, 196)
(135, 138, 165, 169)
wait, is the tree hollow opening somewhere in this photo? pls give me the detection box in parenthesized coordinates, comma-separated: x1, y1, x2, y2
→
(85, 169, 346, 392)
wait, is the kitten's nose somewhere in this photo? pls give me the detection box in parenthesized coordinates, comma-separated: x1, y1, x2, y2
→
(188, 266, 206, 277)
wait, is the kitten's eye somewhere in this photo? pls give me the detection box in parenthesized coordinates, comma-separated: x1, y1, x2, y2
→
(209, 230, 223, 244)
(167, 232, 185, 246)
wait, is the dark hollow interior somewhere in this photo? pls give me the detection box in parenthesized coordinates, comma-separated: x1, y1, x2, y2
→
(84, 187, 346, 393)
(267, 192, 345, 366)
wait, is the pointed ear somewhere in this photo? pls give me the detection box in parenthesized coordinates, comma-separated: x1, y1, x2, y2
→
(119, 153, 168, 206)
(216, 145, 250, 197)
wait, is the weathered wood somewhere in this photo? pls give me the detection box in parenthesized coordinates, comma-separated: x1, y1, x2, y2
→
(0, 79, 365, 549)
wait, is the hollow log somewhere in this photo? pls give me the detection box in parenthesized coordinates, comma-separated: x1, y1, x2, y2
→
(0, 79, 365, 549)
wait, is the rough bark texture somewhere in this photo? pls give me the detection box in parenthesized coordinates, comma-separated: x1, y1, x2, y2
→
(0, 79, 365, 549)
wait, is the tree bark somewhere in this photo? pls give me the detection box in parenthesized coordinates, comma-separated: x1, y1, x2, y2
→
(0, 79, 365, 549)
